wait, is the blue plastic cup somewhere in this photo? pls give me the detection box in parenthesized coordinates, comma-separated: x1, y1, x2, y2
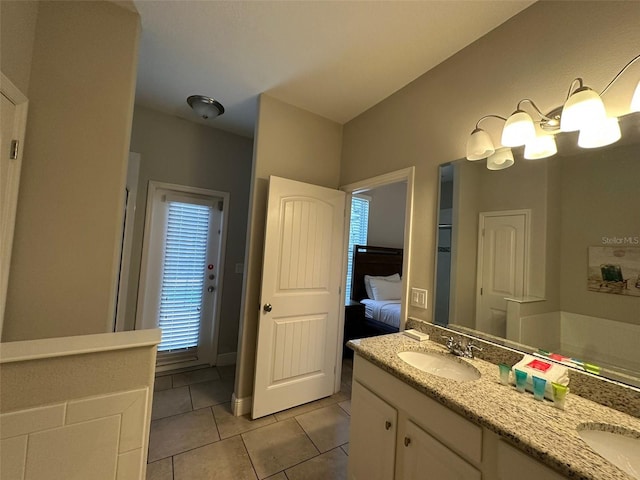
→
(514, 369, 527, 393)
(532, 376, 546, 400)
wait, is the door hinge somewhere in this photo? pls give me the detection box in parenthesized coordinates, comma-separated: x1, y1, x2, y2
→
(480, 287, 483, 295)
(10, 140, 19, 160)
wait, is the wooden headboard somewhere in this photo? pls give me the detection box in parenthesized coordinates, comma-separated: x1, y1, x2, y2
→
(350, 245, 403, 301)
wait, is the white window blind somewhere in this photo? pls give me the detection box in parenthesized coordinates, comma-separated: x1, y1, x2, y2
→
(345, 196, 370, 302)
(157, 201, 211, 356)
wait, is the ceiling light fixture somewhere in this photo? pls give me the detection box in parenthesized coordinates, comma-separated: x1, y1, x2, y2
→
(187, 95, 225, 120)
(465, 53, 640, 169)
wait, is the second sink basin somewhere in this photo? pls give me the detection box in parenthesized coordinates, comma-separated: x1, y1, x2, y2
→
(397, 350, 481, 382)
(577, 424, 640, 479)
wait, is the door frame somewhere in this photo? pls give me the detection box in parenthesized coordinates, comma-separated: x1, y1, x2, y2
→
(339, 167, 415, 390)
(0, 73, 29, 334)
(113, 152, 140, 332)
(136, 180, 230, 370)
(475, 209, 531, 329)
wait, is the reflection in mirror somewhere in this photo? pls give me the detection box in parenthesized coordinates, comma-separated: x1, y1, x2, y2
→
(434, 112, 640, 388)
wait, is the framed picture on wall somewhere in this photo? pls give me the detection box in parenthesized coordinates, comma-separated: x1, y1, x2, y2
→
(587, 246, 640, 297)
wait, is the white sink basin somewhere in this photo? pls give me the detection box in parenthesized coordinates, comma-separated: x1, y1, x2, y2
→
(397, 350, 480, 382)
(577, 424, 640, 479)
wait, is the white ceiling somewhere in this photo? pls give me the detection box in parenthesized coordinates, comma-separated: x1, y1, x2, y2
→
(133, 1, 534, 138)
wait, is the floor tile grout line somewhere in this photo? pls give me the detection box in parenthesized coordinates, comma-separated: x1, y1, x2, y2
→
(148, 435, 226, 464)
(209, 405, 222, 441)
(239, 430, 261, 480)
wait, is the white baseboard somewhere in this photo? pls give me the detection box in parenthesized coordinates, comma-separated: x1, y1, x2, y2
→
(216, 351, 237, 366)
(231, 392, 252, 417)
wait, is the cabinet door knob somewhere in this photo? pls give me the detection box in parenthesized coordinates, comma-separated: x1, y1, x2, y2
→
(404, 436, 411, 447)
(385, 421, 392, 430)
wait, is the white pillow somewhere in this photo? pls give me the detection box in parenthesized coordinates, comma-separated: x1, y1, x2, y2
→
(364, 273, 400, 299)
(369, 277, 402, 301)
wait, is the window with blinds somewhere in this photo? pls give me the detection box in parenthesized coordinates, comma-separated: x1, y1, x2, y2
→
(345, 195, 370, 302)
(157, 201, 211, 363)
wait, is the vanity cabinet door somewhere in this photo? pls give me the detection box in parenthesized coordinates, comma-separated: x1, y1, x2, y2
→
(348, 380, 398, 480)
(401, 420, 481, 480)
(497, 440, 566, 480)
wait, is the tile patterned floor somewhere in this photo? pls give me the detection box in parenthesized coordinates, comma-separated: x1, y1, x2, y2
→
(146, 359, 353, 480)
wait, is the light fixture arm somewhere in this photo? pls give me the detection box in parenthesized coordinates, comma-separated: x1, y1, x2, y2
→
(473, 114, 507, 130)
(517, 98, 554, 121)
(566, 78, 584, 100)
(600, 53, 640, 96)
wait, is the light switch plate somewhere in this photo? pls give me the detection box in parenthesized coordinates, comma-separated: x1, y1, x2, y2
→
(410, 287, 428, 309)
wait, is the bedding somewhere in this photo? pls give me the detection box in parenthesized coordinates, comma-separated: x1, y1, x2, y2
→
(360, 299, 402, 328)
(368, 276, 402, 301)
(350, 245, 403, 335)
(364, 273, 400, 299)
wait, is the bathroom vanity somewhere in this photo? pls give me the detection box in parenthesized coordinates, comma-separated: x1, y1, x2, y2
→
(347, 333, 640, 480)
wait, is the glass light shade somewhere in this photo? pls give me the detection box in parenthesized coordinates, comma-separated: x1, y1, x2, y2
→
(187, 95, 225, 119)
(524, 134, 557, 160)
(631, 80, 640, 112)
(486, 148, 514, 170)
(560, 87, 607, 132)
(501, 111, 536, 147)
(466, 128, 495, 160)
(192, 102, 221, 119)
(578, 117, 621, 148)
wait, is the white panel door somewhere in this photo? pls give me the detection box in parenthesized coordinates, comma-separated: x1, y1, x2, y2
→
(476, 211, 528, 337)
(252, 176, 346, 419)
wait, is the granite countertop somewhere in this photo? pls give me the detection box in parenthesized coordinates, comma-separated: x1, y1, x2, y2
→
(348, 333, 640, 480)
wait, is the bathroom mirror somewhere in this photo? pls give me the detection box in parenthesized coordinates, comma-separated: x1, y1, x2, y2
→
(434, 112, 640, 388)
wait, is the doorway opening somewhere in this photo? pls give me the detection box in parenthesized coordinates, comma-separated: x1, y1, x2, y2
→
(339, 167, 415, 370)
(137, 181, 229, 370)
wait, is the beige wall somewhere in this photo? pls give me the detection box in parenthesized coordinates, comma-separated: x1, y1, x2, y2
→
(367, 182, 406, 248)
(341, 1, 640, 326)
(3, 2, 140, 341)
(0, 0, 38, 95)
(235, 94, 342, 399)
(560, 143, 640, 325)
(128, 106, 254, 354)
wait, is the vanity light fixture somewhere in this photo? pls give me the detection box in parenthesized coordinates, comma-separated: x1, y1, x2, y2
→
(465, 53, 640, 169)
(486, 147, 514, 170)
(501, 109, 536, 147)
(465, 115, 506, 161)
(187, 95, 225, 120)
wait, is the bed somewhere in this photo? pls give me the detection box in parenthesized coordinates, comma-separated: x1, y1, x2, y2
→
(350, 245, 403, 335)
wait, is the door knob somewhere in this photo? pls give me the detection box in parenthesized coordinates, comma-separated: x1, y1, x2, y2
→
(385, 421, 392, 430)
(263, 303, 272, 313)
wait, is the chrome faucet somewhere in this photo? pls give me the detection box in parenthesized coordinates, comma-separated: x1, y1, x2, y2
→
(441, 335, 483, 359)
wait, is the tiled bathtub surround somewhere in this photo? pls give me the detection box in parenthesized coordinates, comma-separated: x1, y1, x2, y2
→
(0, 388, 150, 480)
(406, 317, 640, 418)
(348, 333, 640, 480)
